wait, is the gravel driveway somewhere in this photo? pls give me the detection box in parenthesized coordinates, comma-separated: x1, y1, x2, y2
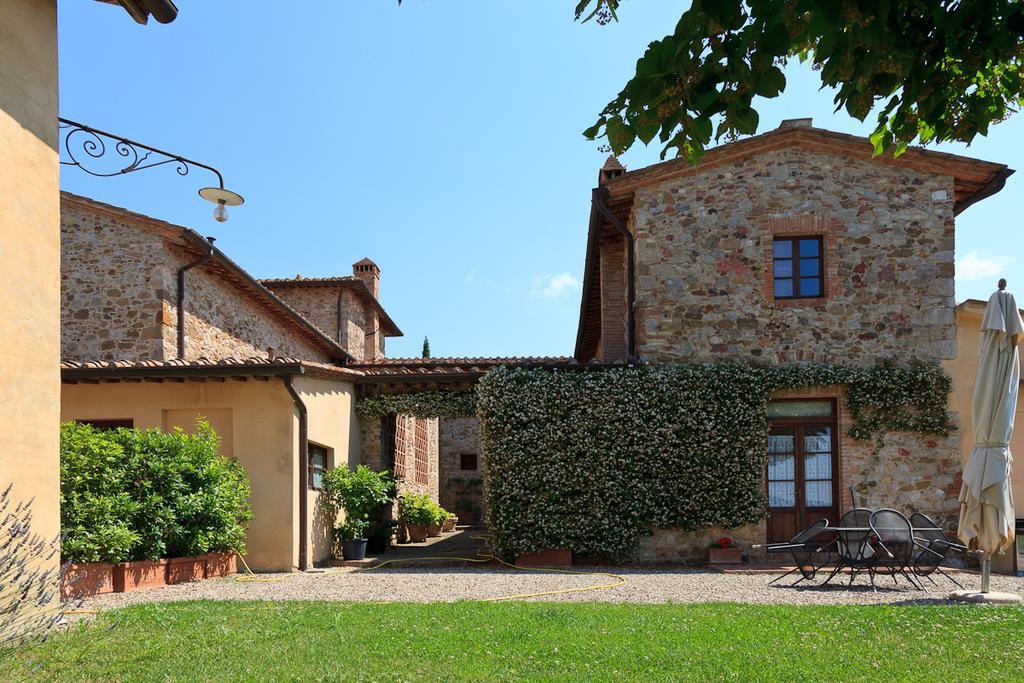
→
(76, 566, 1024, 611)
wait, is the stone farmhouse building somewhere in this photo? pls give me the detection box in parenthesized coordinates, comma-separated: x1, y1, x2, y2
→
(574, 118, 1012, 558)
(341, 119, 1016, 563)
(59, 116, 1018, 569)
(59, 193, 480, 571)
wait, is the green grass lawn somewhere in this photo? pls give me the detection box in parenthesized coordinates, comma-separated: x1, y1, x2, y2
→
(3, 601, 1023, 681)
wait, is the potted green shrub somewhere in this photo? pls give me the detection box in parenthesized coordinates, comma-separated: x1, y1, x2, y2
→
(320, 465, 396, 561)
(398, 492, 436, 543)
(335, 519, 370, 560)
(441, 509, 458, 533)
(366, 520, 397, 554)
(426, 503, 445, 538)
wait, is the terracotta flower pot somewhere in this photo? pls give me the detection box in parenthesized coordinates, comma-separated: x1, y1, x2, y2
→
(455, 510, 479, 526)
(516, 549, 572, 567)
(61, 562, 115, 599)
(442, 516, 457, 533)
(707, 547, 743, 564)
(114, 559, 169, 592)
(406, 523, 428, 543)
(204, 551, 237, 578)
(426, 523, 443, 537)
(167, 556, 207, 584)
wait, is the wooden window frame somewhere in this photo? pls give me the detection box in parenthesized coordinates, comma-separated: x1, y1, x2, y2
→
(308, 443, 329, 491)
(772, 235, 824, 300)
(767, 399, 839, 519)
(460, 453, 478, 471)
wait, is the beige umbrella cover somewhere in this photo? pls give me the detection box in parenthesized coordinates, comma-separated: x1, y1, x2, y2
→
(958, 288, 1023, 554)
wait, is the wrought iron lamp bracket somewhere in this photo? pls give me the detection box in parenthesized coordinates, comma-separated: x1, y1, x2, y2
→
(58, 117, 225, 188)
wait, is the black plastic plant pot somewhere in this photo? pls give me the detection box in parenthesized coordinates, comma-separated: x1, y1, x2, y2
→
(366, 535, 388, 555)
(341, 538, 368, 561)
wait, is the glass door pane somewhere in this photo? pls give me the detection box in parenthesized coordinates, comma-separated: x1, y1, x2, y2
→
(803, 426, 832, 507)
(767, 428, 795, 508)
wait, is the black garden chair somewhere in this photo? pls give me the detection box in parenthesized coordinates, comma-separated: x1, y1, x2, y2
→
(909, 512, 966, 589)
(763, 518, 835, 586)
(822, 508, 878, 588)
(869, 508, 922, 590)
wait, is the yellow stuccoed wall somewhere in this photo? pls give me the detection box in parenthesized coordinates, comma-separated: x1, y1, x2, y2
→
(946, 302, 1024, 572)
(294, 375, 360, 566)
(61, 377, 356, 571)
(0, 0, 60, 639)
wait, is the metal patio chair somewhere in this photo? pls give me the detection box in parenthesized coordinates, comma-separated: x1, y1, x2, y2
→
(822, 508, 878, 588)
(909, 512, 966, 589)
(869, 508, 922, 590)
(763, 518, 835, 586)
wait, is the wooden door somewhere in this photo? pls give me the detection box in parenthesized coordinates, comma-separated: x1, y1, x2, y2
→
(766, 401, 838, 543)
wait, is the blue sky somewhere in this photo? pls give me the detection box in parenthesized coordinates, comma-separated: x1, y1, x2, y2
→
(58, 1, 1024, 359)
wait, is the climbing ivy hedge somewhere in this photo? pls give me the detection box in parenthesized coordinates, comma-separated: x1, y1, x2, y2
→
(477, 362, 952, 560)
(355, 390, 476, 419)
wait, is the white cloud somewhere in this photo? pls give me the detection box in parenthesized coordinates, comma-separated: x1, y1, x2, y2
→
(531, 272, 580, 299)
(958, 251, 1010, 280)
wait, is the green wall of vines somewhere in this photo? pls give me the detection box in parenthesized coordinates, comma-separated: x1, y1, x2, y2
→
(356, 362, 952, 560)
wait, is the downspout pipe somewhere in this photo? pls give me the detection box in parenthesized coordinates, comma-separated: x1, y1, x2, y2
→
(592, 187, 637, 362)
(283, 374, 310, 571)
(176, 237, 215, 358)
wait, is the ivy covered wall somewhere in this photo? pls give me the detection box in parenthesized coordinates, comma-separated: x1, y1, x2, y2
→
(475, 363, 953, 560)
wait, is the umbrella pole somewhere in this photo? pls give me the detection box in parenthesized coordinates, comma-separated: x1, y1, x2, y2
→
(981, 553, 992, 593)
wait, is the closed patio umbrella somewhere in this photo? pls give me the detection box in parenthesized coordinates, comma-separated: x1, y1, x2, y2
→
(955, 280, 1023, 602)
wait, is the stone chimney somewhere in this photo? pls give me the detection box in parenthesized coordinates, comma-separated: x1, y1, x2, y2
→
(352, 257, 380, 299)
(598, 155, 625, 186)
(777, 117, 813, 130)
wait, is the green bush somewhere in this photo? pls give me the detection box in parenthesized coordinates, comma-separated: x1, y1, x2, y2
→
(320, 465, 396, 541)
(399, 492, 443, 526)
(60, 421, 252, 563)
(478, 363, 953, 560)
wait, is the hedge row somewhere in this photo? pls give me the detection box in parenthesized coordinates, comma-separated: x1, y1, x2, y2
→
(60, 421, 252, 564)
(476, 363, 952, 560)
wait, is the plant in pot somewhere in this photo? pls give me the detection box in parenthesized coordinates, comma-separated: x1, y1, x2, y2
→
(452, 476, 483, 525)
(320, 465, 396, 561)
(335, 518, 370, 561)
(426, 503, 447, 538)
(398, 492, 436, 543)
(707, 537, 743, 565)
(366, 520, 397, 555)
(441, 509, 458, 533)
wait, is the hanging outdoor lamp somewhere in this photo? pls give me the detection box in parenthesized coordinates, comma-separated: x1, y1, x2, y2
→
(59, 117, 245, 222)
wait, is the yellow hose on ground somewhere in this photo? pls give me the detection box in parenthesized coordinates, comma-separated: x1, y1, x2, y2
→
(231, 535, 628, 600)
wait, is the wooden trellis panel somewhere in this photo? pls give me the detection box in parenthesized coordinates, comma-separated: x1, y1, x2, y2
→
(413, 418, 428, 485)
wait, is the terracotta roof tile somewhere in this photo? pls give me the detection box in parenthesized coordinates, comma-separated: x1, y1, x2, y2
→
(61, 356, 364, 381)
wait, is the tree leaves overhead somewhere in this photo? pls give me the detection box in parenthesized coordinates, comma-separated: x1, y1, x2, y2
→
(577, 0, 1024, 160)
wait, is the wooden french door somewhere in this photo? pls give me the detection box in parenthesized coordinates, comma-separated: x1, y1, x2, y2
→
(766, 400, 839, 543)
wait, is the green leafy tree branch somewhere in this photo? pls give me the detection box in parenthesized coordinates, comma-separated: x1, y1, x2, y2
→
(576, 0, 1023, 160)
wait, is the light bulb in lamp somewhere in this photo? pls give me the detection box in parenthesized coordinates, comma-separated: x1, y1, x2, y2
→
(199, 187, 244, 223)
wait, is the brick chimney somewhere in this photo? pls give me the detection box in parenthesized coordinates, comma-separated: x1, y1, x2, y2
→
(777, 117, 813, 130)
(352, 257, 380, 299)
(598, 155, 625, 186)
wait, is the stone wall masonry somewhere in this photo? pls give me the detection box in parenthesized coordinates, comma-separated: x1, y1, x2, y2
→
(267, 286, 368, 362)
(631, 147, 957, 365)
(438, 417, 485, 518)
(180, 261, 330, 362)
(341, 290, 367, 362)
(63, 198, 334, 364)
(61, 201, 175, 361)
